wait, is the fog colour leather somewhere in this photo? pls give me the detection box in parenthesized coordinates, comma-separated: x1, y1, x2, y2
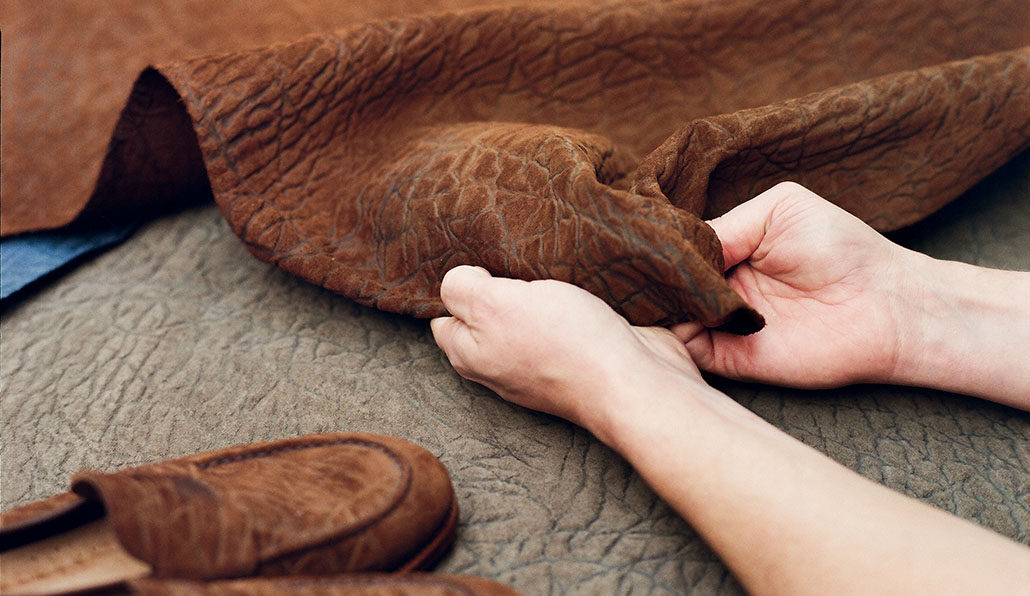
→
(3, 0, 1028, 331)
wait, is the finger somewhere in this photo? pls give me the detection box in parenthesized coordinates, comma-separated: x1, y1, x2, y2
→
(708, 182, 812, 269)
(681, 331, 714, 370)
(669, 321, 705, 343)
(429, 316, 453, 348)
(706, 206, 769, 271)
(429, 316, 480, 376)
(439, 265, 493, 322)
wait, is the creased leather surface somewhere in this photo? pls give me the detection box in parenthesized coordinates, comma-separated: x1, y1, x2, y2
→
(0, 0, 494, 234)
(632, 50, 1030, 229)
(3, 0, 1029, 330)
(2, 153, 1028, 595)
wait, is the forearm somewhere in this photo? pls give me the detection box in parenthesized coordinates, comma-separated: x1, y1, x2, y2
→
(887, 250, 1030, 408)
(592, 371, 1030, 596)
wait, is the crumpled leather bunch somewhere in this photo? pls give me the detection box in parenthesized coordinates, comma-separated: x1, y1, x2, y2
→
(3, 0, 1028, 332)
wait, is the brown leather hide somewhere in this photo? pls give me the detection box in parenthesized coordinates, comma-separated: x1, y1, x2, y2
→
(2, 0, 1028, 332)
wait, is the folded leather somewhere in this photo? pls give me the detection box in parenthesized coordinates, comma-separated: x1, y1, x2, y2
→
(632, 48, 1030, 230)
(0, 434, 457, 578)
(3, 0, 1029, 331)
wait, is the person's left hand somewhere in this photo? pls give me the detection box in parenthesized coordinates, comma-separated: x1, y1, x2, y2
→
(430, 266, 708, 433)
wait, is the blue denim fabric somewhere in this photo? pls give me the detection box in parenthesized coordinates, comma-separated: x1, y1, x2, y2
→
(0, 223, 138, 300)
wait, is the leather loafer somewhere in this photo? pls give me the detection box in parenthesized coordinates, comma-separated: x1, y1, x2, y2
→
(114, 574, 522, 596)
(0, 433, 458, 594)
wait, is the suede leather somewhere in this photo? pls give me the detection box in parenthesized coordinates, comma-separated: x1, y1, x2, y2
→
(123, 575, 522, 596)
(0, 434, 457, 578)
(3, 0, 1028, 331)
(2, 161, 1028, 594)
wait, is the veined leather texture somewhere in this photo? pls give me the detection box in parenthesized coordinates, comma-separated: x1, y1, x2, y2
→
(0, 434, 458, 578)
(3, 0, 1028, 331)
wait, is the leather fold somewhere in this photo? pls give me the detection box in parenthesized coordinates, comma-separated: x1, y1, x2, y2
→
(4, 0, 1030, 333)
(632, 48, 1030, 231)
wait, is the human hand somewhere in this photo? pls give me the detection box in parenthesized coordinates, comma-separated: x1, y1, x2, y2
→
(430, 266, 711, 436)
(673, 182, 910, 388)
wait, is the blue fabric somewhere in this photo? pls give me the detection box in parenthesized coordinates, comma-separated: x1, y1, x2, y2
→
(0, 223, 138, 300)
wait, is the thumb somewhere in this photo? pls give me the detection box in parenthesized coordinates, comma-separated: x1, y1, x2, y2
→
(707, 207, 766, 271)
(707, 184, 796, 270)
(669, 321, 705, 343)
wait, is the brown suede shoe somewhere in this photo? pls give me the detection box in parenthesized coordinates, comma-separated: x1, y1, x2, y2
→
(116, 575, 523, 596)
(0, 434, 458, 595)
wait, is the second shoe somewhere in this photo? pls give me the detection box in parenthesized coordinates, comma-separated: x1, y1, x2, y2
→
(0, 433, 459, 594)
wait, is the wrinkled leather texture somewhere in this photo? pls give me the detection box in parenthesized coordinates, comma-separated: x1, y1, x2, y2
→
(0, 434, 457, 578)
(2, 152, 1028, 595)
(0, 0, 493, 235)
(3, 0, 1029, 331)
(632, 50, 1030, 230)
(123, 575, 522, 596)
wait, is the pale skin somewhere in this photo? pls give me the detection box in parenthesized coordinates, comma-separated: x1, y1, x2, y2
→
(430, 182, 1030, 596)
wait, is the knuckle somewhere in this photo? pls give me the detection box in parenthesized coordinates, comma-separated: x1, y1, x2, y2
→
(772, 180, 804, 195)
(466, 292, 495, 323)
(448, 352, 475, 377)
(778, 180, 821, 203)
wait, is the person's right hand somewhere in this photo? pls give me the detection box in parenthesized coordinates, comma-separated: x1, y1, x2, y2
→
(673, 182, 911, 388)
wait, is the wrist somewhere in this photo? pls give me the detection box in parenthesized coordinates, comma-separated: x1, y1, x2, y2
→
(585, 362, 749, 454)
(884, 250, 1030, 407)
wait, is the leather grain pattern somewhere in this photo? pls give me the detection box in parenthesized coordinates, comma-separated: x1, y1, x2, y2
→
(2, 152, 1028, 595)
(3, 0, 1028, 330)
(0, 0, 493, 235)
(125, 575, 523, 596)
(0, 434, 457, 578)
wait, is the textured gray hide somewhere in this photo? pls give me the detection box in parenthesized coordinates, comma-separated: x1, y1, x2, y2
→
(2, 151, 1028, 595)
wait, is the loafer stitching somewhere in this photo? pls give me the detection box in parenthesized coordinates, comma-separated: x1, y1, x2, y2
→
(193, 437, 413, 565)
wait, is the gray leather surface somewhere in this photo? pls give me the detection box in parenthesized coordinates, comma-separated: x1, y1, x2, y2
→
(2, 151, 1028, 594)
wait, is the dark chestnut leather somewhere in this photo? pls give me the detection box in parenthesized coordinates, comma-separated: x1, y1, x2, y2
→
(0, 434, 458, 578)
(3, 0, 1028, 332)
